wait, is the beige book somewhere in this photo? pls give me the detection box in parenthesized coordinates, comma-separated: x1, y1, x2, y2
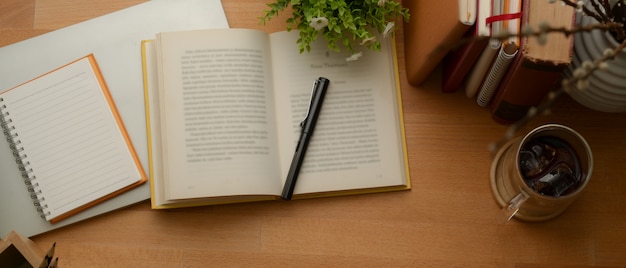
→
(142, 29, 411, 209)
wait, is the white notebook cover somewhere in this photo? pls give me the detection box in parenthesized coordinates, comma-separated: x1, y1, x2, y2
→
(0, 0, 229, 237)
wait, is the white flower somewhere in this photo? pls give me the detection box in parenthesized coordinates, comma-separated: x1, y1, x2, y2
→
(310, 17, 328, 30)
(576, 79, 589, 90)
(538, 21, 550, 32)
(526, 107, 538, 117)
(537, 21, 551, 45)
(547, 91, 558, 100)
(504, 127, 516, 140)
(581, 61, 594, 70)
(536, 33, 548, 46)
(598, 62, 610, 70)
(603, 48, 616, 57)
(378, 0, 388, 7)
(521, 25, 534, 35)
(542, 108, 552, 116)
(562, 79, 573, 93)
(383, 22, 395, 38)
(360, 36, 376, 46)
(576, 1, 584, 12)
(572, 67, 587, 79)
(492, 29, 510, 40)
(346, 52, 363, 61)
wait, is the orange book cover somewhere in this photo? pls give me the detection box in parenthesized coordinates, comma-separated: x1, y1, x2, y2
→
(404, 0, 475, 87)
(0, 54, 147, 224)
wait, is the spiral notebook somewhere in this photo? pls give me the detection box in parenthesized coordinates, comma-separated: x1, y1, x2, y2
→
(0, 54, 147, 224)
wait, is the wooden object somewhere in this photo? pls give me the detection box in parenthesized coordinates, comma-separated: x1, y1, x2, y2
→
(0, 231, 44, 267)
(2, 1, 626, 267)
(403, 0, 473, 86)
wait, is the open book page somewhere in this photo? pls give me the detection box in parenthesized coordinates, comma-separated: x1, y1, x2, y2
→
(270, 31, 408, 195)
(0, 55, 146, 222)
(155, 29, 282, 200)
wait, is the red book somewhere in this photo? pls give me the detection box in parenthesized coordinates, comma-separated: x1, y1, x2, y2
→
(441, 25, 488, 93)
(489, 0, 574, 124)
(449, 0, 500, 97)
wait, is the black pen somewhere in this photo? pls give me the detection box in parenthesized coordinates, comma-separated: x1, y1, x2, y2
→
(281, 77, 330, 200)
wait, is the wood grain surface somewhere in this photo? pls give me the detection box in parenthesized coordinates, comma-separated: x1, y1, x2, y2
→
(1, 0, 625, 267)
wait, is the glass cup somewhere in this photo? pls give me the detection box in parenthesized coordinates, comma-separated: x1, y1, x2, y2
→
(490, 124, 593, 223)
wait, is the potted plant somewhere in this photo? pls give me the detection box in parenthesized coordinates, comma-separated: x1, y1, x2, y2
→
(260, 0, 410, 61)
(561, 0, 626, 113)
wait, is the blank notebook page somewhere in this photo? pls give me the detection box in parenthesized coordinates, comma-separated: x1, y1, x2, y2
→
(0, 55, 146, 222)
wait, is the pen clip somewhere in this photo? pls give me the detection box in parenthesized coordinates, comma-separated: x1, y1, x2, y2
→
(300, 79, 320, 128)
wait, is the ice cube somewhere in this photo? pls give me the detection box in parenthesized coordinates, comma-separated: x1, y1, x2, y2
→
(519, 136, 583, 197)
(533, 163, 578, 197)
(519, 142, 556, 178)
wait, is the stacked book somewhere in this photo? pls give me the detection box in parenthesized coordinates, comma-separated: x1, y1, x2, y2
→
(405, 0, 575, 124)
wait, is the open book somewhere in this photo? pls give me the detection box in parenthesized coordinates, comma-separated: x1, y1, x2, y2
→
(0, 55, 147, 223)
(142, 29, 410, 209)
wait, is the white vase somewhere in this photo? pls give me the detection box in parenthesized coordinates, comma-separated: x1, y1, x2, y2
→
(564, 11, 626, 112)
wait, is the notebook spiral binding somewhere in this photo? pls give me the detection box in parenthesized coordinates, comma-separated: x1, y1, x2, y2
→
(0, 97, 52, 219)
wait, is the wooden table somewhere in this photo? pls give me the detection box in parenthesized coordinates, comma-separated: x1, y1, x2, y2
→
(2, 0, 626, 267)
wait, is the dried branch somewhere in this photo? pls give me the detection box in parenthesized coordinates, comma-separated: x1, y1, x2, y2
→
(489, 36, 626, 154)
(434, 21, 623, 55)
(483, 0, 626, 153)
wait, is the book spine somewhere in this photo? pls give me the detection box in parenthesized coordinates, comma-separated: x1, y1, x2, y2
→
(489, 60, 564, 124)
(476, 44, 518, 107)
(0, 98, 51, 219)
(441, 30, 487, 93)
(464, 40, 499, 98)
(403, 0, 472, 86)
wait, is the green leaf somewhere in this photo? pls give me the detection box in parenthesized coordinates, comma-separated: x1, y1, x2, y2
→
(262, 0, 410, 54)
